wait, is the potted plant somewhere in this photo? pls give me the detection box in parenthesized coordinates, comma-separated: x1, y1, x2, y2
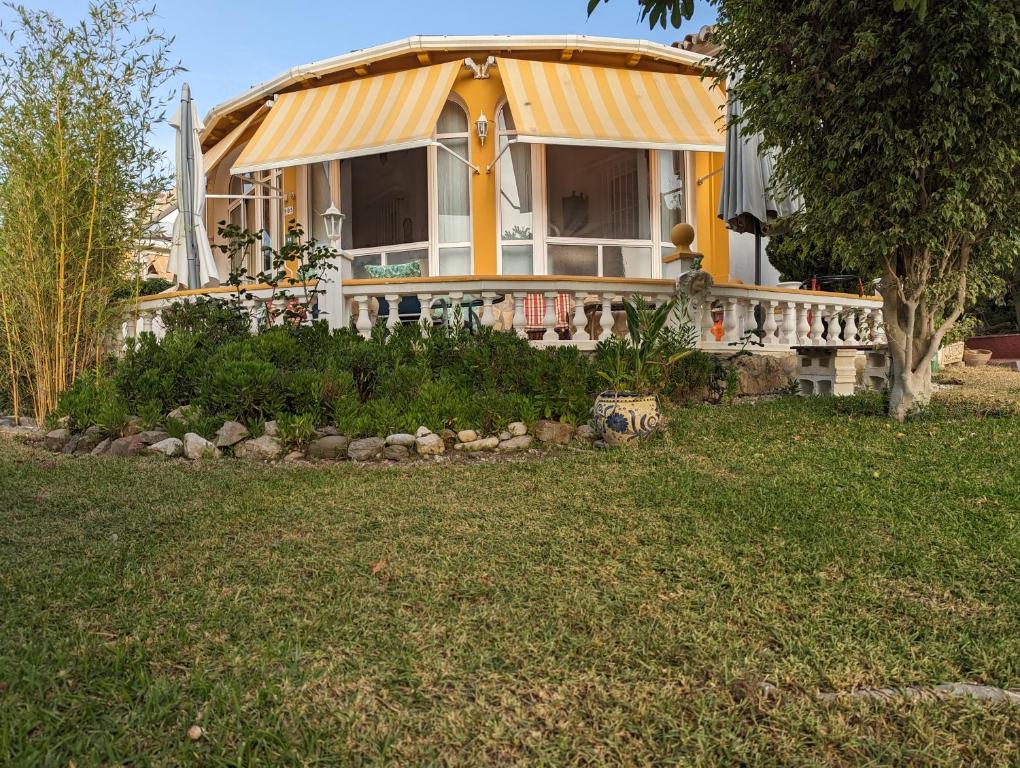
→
(592, 295, 692, 446)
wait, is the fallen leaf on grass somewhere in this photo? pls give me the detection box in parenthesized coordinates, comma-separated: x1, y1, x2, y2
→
(371, 558, 387, 575)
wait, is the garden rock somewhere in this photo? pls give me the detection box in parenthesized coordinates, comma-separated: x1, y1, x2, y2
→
(107, 435, 146, 457)
(91, 438, 112, 456)
(386, 433, 416, 448)
(317, 426, 340, 437)
(508, 421, 527, 437)
(215, 421, 250, 448)
(167, 405, 198, 422)
(499, 431, 512, 441)
(498, 435, 533, 451)
(439, 428, 457, 445)
(122, 416, 144, 436)
(455, 436, 499, 452)
(263, 420, 279, 437)
(183, 433, 219, 460)
(44, 428, 71, 451)
(383, 444, 410, 461)
(137, 430, 169, 446)
(734, 353, 797, 396)
(415, 426, 432, 438)
(575, 425, 596, 442)
(235, 435, 284, 461)
(284, 450, 305, 462)
(67, 428, 104, 455)
(533, 420, 575, 445)
(307, 435, 351, 459)
(456, 429, 478, 443)
(415, 433, 445, 455)
(348, 437, 385, 461)
(148, 438, 184, 457)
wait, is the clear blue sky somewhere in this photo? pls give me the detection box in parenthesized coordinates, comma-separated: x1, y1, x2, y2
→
(9, 0, 717, 159)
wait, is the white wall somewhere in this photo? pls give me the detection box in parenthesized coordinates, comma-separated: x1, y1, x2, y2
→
(728, 230, 781, 286)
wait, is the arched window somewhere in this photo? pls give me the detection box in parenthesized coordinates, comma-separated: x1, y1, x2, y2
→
(435, 98, 471, 275)
(496, 103, 534, 274)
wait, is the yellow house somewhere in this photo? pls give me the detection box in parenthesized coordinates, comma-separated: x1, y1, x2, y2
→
(197, 36, 730, 305)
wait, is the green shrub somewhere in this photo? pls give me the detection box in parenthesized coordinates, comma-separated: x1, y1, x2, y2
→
(276, 412, 317, 447)
(161, 298, 250, 347)
(666, 351, 715, 402)
(196, 343, 281, 423)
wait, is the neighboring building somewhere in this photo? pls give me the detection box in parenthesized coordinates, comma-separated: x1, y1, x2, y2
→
(134, 196, 176, 282)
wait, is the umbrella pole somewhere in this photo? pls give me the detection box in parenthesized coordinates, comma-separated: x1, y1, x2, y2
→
(754, 219, 762, 286)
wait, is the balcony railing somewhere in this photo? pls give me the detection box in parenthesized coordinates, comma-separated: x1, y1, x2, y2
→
(129, 274, 885, 353)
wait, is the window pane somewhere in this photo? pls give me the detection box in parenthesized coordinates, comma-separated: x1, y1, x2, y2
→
(499, 137, 532, 240)
(351, 253, 382, 279)
(438, 246, 471, 276)
(438, 137, 471, 243)
(546, 145, 650, 240)
(437, 101, 468, 134)
(497, 106, 517, 132)
(604, 246, 652, 278)
(344, 148, 428, 249)
(549, 244, 597, 276)
(658, 150, 687, 241)
(387, 248, 429, 276)
(261, 195, 273, 272)
(501, 244, 533, 275)
(309, 161, 331, 244)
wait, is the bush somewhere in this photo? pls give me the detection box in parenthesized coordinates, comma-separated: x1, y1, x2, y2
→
(665, 351, 715, 402)
(161, 298, 250, 347)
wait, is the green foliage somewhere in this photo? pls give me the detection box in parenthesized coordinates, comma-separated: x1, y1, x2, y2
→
(57, 371, 115, 432)
(111, 277, 174, 301)
(160, 298, 250, 347)
(275, 413, 317, 448)
(943, 315, 982, 347)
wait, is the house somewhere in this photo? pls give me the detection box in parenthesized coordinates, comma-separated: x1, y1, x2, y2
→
(135, 35, 883, 359)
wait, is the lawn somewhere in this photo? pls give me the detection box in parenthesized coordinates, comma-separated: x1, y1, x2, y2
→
(1, 397, 1019, 766)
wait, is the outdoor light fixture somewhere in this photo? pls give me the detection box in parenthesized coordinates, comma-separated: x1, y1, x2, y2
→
(321, 205, 345, 247)
(476, 111, 489, 146)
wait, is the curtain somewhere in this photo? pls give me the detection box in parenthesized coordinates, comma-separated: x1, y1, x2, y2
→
(438, 137, 470, 243)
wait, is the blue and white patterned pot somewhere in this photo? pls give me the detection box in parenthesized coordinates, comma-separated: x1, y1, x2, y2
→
(592, 391, 661, 446)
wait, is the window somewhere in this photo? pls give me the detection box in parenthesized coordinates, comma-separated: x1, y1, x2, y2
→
(227, 168, 282, 275)
(658, 150, 688, 260)
(341, 147, 429, 277)
(544, 144, 652, 277)
(435, 100, 472, 275)
(496, 105, 534, 274)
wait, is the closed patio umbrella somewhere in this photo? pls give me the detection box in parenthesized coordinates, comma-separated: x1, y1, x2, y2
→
(167, 83, 218, 289)
(718, 69, 802, 284)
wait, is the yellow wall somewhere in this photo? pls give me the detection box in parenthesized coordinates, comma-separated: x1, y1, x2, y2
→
(450, 70, 502, 275)
(693, 151, 730, 282)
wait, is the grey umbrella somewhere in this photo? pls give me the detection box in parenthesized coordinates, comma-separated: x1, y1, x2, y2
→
(168, 83, 218, 289)
(717, 70, 802, 284)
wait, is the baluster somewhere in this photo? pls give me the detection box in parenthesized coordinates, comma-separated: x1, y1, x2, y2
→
(417, 293, 433, 331)
(782, 301, 797, 346)
(762, 300, 779, 346)
(384, 293, 401, 332)
(599, 294, 615, 340)
(826, 305, 844, 344)
(448, 291, 464, 329)
(354, 295, 372, 338)
(140, 309, 155, 335)
(811, 303, 826, 345)
(701, 300, 715, 345)
(872, 309, 886, 344)
(723, 298, 740, 344)
(512, 292, 528, 338)
(542, 292, 559, 341)
(748, 299, 762, 343)
(843, 310, 859, 345)
(480, 292, 497, 327)
(797, 303, 810, 346)
(571, 291, 590, 342)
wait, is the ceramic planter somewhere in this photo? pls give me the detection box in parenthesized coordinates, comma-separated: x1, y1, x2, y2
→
(592, 391, 661, 446)
(963, 348, 993, 367)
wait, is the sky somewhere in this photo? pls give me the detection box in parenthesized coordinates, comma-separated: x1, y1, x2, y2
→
(7, 0, 718, 158)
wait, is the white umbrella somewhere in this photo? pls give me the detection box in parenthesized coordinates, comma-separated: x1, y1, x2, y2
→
(718, 70, 802, 284)
(168, 83, 218, 288)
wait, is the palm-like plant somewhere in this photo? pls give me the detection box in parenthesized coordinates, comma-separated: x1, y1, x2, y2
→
(596, 295, 692, 394)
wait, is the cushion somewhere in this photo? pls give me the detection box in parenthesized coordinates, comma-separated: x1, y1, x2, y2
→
(364, 261, 422, 279)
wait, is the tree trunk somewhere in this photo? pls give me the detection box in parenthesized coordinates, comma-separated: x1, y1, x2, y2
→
(882, 290, 938, 422)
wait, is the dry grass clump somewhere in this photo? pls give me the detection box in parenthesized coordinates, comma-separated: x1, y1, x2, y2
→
(933, 365, 1020, 416)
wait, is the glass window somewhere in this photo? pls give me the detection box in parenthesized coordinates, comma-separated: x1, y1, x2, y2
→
(438, 246, 471, 276)
(437, 101, 469, 134)
(603, 246, 652, 278)
(309, 161, 332, 244)
(497, 105, 534, 275)
(658, 150, 687, 242)
(549, 244, 598, 276)
(342, 148, 428, 249)
(437, 136, 471, 244)
(545, 145, 650, 240)
(501, 244, 534, 275)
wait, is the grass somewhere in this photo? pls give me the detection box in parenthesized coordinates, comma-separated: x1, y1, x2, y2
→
(1, 396, 1019, 766)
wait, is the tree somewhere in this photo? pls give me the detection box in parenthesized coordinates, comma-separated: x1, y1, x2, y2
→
(0, 1, 180, 421)
(713, 0, 1020, 419)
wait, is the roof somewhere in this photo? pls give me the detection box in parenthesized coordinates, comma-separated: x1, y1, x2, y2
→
(673, 25, 720, 57)
(201, 34, 713, 149)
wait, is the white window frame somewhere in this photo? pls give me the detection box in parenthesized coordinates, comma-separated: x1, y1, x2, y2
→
(494, 101, 542, 275)
(227, 167, 283, 275)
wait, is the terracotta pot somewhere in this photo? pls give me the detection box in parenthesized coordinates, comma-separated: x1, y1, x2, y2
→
(963, 348, 993, 367)
(592, 391, 661, 446)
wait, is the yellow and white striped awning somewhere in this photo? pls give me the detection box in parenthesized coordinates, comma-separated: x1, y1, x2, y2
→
(232, 61, 460, 175)
(203, 106, 266, 175)
(497, 58, 725, 152)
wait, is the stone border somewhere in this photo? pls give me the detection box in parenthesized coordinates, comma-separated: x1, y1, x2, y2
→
(3, 413, 598, 464)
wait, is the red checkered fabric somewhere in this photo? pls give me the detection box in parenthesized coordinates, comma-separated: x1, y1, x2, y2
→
(524, 292, 573, 329)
